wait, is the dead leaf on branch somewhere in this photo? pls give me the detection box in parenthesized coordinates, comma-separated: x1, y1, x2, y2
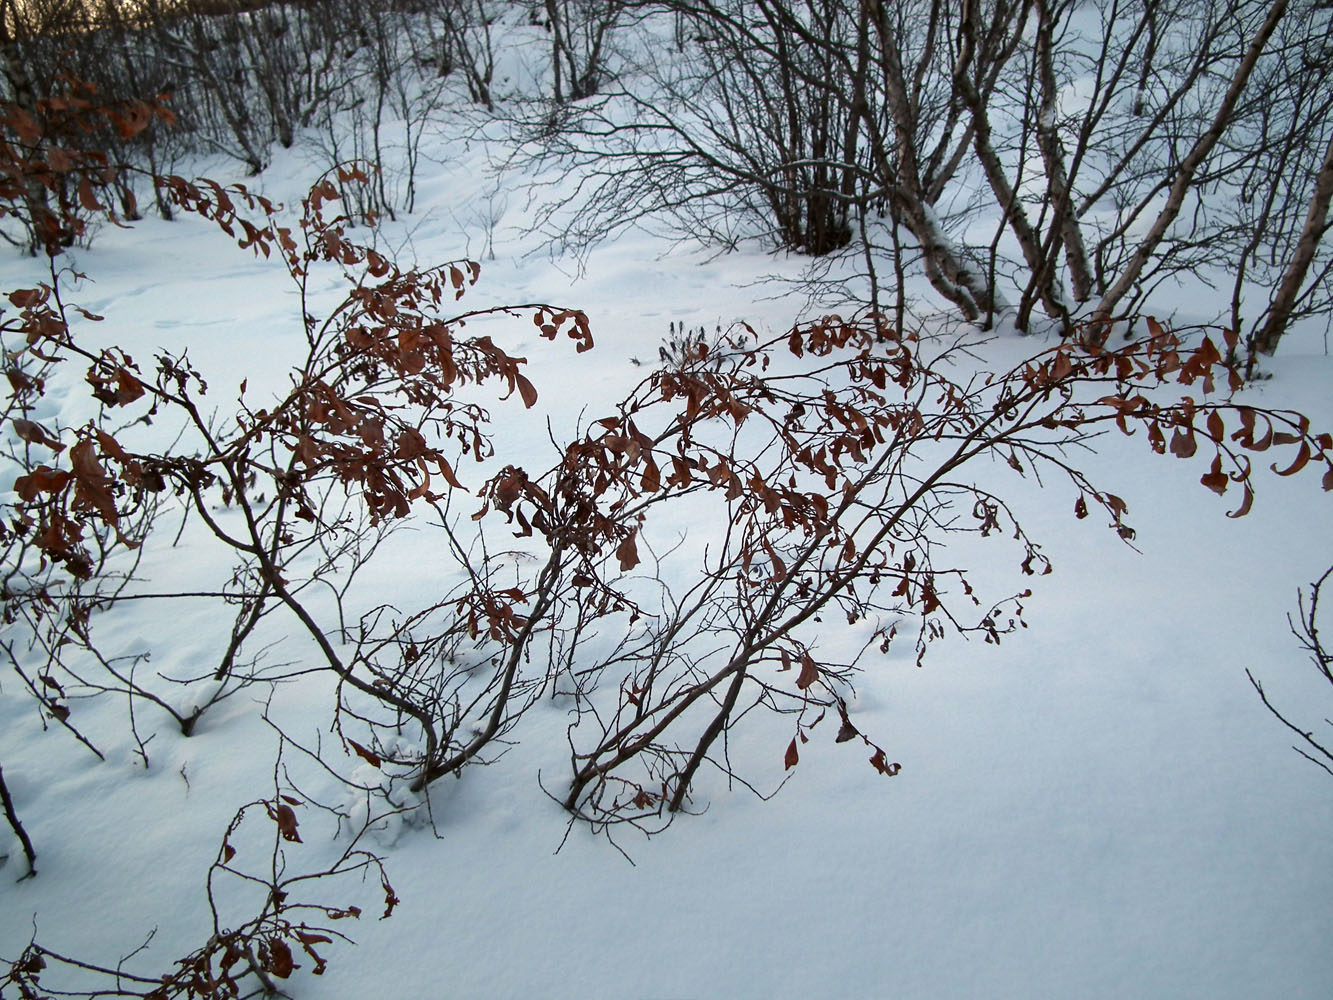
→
(264, 938, 296, 979)
(615, 528, 640, 572)
(13, 465, 72, 499)
(870, 750, 901, 777)
(347, 739, 381, 769)
(796, 652, 819, 690)
(269, 801, 302, 843)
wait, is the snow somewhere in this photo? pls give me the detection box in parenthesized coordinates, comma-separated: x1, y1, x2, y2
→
(3, 26, 1333, 1000)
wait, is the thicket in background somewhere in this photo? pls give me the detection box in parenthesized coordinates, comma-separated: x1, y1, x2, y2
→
(525, 0, 1333, 367)
(7, 0, 1325, 371)
(0, 0, 632, 228)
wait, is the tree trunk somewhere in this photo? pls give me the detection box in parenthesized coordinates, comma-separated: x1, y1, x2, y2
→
(1032, 0, 1093, 303)
(1091, 0, 1289, 340)
(1248, 130, 1333, 360)
(953, 0, 1069, 331)
(863, 0, 997, 320)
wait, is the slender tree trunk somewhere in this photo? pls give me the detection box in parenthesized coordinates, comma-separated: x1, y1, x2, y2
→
(546, 0, 565, 103)
(1248, 130, 1333, 361)
(1091, 0, 1289, 339)
(863, 0, 996, 320)
(1033, 0, 1093, 302)
(953, 0, 1069, 330)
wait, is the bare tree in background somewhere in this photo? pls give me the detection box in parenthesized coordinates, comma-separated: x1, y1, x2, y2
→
(545, 0, 626, 103)
(527, 0, 1333, 359)
(0, 0, 1327, 362)
(424, 0, 501, 110)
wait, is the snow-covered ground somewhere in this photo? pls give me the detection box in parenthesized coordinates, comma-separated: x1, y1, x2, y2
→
(3, 38, 1333, 1000)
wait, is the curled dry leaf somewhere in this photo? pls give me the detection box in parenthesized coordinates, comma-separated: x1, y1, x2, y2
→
(271, 802, 302, 843)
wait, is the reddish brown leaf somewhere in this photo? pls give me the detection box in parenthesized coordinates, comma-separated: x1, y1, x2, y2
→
(46, 145, 73, 172)
(114, 368, 145, 405)
(870, 750, 901, 776)
(1169, 427, 1196, 458)
(796, 653, 819, 690)
(1226, 481, 1255, 519)
(7, 288, 45, 308)
(40, 517, 78, 558)
(94, 430, 130, 464)
(14, 465, 72, 500)
(920, 578, 941, 614)
(436, 457, 464, 490)
(1201, 455, 1228, 495)
(273, 802, 302, 843)
(381, 874, 400, 919)
(784, 737, 799, 770)
(515, 372, 538, 409)
(265, 939, 296, 979)
(77, 177, 103, 212)
(68, 440, 119, 526)
(1147, 421, 1165, 453)
(347, 739, 381, 768)
(1273, 441, 1311, 477)
(615, 529, 639, 572)
(366, 249, 390, 277)
(494, 470, 525, 508)
(295, 930, 331, 975)
(12, 419, 64, 453)
(9, 107, 40, 143)
(640, 456, 660, 493)
(393, 427, 429, 461)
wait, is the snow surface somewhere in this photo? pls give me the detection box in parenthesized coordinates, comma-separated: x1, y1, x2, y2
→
(3, 46, 1333, 1000)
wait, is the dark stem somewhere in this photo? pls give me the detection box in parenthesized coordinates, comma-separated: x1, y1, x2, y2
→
(0, 762, 37, 880)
